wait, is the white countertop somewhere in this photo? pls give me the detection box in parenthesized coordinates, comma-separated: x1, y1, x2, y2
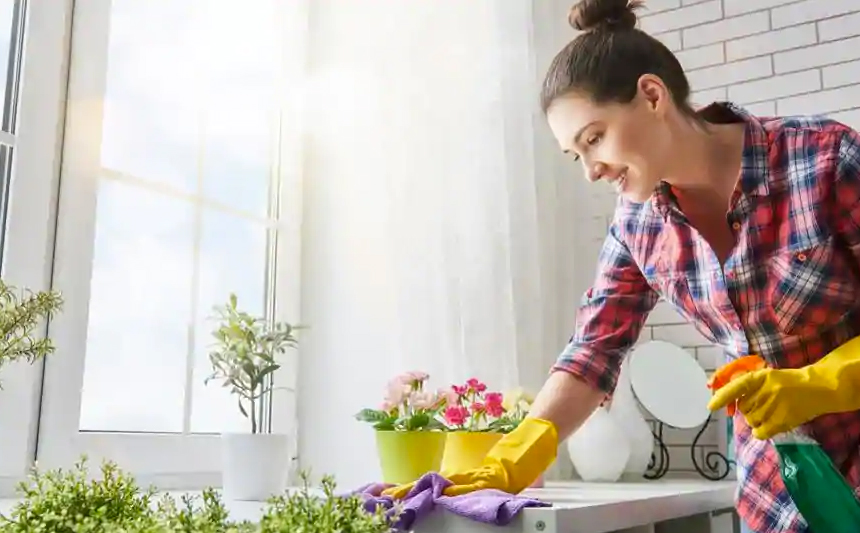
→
(413, 479, 737, 533)
(0, 479, 737, 533)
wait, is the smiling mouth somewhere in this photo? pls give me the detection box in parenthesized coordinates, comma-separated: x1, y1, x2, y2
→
(610, 172, 627, 192)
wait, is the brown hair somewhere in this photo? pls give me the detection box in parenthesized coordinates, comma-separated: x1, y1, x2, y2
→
(540, 0, 697, 118)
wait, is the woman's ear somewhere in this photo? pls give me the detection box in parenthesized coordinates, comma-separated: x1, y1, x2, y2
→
(636, 74, 670, 113)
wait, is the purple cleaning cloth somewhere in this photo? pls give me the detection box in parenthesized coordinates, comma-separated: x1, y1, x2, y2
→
(349, 472, 551, 531)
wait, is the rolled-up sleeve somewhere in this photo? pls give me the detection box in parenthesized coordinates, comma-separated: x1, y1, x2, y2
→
(552, 223, 658, 394)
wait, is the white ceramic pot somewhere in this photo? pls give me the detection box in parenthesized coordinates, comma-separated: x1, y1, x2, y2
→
(611, 356, 655, 478)
(222, 432, 290, 501)
(566, 406, 631, 482)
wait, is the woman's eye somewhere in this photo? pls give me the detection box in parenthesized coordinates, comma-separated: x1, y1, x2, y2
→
(586, 134, 601, 146)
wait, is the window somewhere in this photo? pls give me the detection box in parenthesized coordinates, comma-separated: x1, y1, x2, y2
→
(0, 0, 27, 265)
(36, 0, 303, 488)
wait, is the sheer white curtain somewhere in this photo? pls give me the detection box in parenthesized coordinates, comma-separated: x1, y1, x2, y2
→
(295, 0, 583, 488)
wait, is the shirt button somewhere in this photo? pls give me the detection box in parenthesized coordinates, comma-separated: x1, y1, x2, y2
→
(731, 221, 741, 231)
(796, 252, 807, 262)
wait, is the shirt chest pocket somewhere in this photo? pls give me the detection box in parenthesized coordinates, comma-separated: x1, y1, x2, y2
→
(767, 236, 859, 337)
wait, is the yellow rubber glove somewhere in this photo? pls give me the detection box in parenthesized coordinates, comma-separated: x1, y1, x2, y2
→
(708, 336, 860, 440)
(381, 417, 558, 499)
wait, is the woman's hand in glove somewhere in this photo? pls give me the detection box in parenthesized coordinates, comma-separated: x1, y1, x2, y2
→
(381, 417, 558, 499)
(708, 336, 860, 440)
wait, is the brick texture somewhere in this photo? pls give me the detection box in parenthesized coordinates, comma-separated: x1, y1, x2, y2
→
(580, 0, 860, 476)
(639, 0, 860, 124)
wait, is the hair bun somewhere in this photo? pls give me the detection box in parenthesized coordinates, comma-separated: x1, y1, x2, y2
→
(569, 0, 643, 32)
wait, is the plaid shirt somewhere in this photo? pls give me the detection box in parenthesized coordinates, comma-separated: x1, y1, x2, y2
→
(554, 102, 860, 533)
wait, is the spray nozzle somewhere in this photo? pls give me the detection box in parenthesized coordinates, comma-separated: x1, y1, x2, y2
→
(707, 355, 767, 416)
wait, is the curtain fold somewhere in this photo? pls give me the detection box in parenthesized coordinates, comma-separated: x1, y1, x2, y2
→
(297, 0, 579, 488)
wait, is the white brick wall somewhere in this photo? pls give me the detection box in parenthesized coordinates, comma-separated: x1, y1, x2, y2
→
(640, 0, 860, 128)
(578, 0, 860, 476)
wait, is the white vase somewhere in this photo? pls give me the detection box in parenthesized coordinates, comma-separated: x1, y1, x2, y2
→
(611, 356, 655, 478)
(222, 433, 290, 501)
(566, 405, 631, 482)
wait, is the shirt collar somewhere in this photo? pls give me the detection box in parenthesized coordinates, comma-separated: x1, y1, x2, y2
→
(650, 101, 771, 220)
(727, 102, 771, 199)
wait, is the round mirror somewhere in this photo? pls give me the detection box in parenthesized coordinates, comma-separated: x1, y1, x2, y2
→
(628, 340, 711, 429)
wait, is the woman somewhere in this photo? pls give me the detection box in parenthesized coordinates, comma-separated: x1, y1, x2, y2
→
(384, 0, 860, 531)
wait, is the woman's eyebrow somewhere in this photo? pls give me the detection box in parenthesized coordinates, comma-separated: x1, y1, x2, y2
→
(571, 121, 596, 146)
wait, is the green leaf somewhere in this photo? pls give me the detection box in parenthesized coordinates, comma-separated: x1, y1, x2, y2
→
(373, 418, 396, 431)
(404, 413, 430, 431)
(354, 409, 389, 423)
(487, 418, 504, 429)
(257, 363, 280, 381)
(425, 418, 446, 430)
(241, 360, 257, 379)
(0, 279, 64, 388)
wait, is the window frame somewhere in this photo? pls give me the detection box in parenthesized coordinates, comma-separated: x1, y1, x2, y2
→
(29, 0, 307, 490)
(0, 0, 73, 496)
(0, 0, 25, 259)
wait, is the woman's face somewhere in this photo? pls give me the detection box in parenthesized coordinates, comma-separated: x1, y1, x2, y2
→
(546, 75, 675, 203)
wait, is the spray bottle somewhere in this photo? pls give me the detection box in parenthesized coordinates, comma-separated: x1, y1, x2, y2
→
(709, 355, 860, 532)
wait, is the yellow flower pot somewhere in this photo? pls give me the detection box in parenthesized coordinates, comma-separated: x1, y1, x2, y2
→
(440, 431, 503, 472)
(375, 430, 447, 484)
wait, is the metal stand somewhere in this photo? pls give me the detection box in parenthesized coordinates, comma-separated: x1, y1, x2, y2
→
(691, 414, 734, 480)
(643, 415, 734, 481)
(644, 421, 670, 480)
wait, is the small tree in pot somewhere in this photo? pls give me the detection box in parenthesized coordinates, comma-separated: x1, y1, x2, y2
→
(205, 293, 300, 501)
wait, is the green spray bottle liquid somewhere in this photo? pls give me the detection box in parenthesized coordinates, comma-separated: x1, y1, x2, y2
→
(710, 356, 860, 533)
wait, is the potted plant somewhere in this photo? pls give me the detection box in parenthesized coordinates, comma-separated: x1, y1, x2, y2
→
(205, 293, 301, 501)
(354, 371, 447, 484)
(0, 279, 63, 375)
(438, 381, 547, 487)
(438, 378, 509, 472)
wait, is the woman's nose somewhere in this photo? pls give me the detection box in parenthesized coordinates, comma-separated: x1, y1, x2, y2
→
(586, 162, 605, 183)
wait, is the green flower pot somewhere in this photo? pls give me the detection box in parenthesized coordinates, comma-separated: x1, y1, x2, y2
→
(375, 430, 447, 484)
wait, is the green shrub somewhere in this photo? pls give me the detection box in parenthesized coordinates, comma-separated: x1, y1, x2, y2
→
(0, 279, 63, 382)
(0, 458, 399, 533)
(0, 457, 158, 532)
(258, 472, 398, 533)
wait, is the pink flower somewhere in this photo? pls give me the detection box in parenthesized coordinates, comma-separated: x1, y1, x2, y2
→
(410, 391, 436, 410)
(435, 388, 459, 407)
(484, 392, 505, 417)
(444, 405, 469, 426)
(384, 379, 411, 406)
(393, 371, 429, 389)
(470, 401, 485, 414)
(485, 391, 503, 405)
(452, 384, 468, 397)
(380, 400, 397, 413)
(404, 370, 430, 382)
(466, 378, 487, 393)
